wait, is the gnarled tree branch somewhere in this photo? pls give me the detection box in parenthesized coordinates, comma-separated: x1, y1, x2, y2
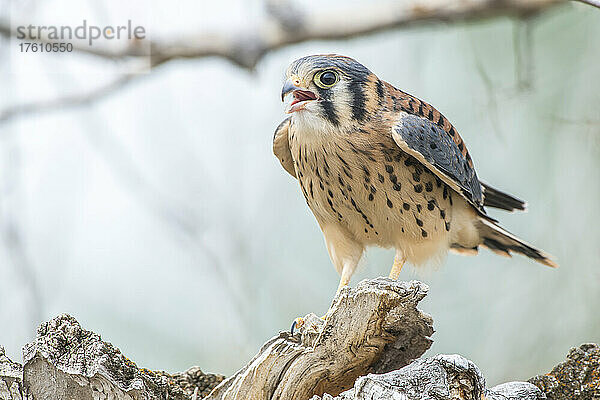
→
(206, 278, 434, 399)
(0, 278, 598, 399)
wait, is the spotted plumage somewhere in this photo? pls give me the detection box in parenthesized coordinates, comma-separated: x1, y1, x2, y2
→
(274, 54, 556, 295)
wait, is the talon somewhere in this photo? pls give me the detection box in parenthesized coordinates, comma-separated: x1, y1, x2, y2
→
(290, 317, 304, 335)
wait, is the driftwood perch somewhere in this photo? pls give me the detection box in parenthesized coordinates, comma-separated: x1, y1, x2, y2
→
(0, 278, 598, 400)
(207, 278, 434, 399)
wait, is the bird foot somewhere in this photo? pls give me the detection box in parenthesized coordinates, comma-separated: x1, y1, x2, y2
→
(290, 314, 326, 335)
(290, 317, 304, 334)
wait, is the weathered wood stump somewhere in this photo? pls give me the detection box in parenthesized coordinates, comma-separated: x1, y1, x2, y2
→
(311, 355, 546, 400)
(206, 278, 434, 399)
(0, 316, 224, 399)
(529, 343, 600, 400)
(0, 278, 597, 400)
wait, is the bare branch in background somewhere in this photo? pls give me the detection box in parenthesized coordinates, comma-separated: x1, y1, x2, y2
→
(468, 36, 503, 139)
(0, 0, 565, 124)
(575, 0, 600, 8)
(0, 0, 565, 68)
(73, 108, 254, 335)
(1, 219, 43, 324)
(0, 139, 43, 326)
(0, 73, 137, 123)
(513, 17, 535, 90)
(551, 116, 600, 126)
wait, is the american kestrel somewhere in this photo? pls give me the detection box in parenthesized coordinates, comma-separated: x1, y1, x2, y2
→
(274, 54, 557, 297)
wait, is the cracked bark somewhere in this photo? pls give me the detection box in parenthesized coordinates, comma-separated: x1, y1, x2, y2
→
(528, 343, 600, 400)
(206, 279, 434, 399)
(0, 278, 597, 400)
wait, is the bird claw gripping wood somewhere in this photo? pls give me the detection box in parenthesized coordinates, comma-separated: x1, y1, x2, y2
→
(290, 313, 325, 336)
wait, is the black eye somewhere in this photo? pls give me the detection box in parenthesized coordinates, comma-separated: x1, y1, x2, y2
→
(314, 70, 339, 88)
(320, 72, 336, 85)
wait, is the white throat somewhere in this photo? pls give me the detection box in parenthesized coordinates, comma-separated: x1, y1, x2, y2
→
(290, 110, 341, 146)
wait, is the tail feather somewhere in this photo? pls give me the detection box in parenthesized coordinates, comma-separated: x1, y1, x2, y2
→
(476, 217, 558, 268)
(450, 245, 479, 256)
(481, 182, 527, 212)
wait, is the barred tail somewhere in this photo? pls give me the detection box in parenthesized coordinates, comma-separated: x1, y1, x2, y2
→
(481, 182, 527, 212)
(476, 217, 558, 268)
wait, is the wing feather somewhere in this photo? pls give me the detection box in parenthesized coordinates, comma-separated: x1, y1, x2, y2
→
(273, 117, 296, 178)
(391, 111, 485, 213)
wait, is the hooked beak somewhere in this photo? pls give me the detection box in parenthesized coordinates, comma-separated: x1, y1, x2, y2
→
(281, 78, 318, 114)
(281, 79, 299, 101)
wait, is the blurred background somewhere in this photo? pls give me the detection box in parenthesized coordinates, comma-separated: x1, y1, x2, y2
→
(0, 0, 599, 387)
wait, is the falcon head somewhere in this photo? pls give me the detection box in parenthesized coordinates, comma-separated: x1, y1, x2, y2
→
(281, 54, 383, 132)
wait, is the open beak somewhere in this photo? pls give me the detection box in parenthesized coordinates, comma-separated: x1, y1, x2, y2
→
(281, 79, 317, 114)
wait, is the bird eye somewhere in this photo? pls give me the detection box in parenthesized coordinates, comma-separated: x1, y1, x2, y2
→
(314, 70, 339, 88)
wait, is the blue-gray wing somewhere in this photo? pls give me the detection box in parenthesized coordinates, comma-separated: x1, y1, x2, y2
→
(391, 113, 485, 212)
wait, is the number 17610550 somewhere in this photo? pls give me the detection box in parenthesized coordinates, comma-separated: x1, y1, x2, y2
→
(19, 42, 73, 52)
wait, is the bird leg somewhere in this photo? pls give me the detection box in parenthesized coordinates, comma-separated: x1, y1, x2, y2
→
(389, 252, 406, 280)
(292, 262, 355, 334)
(335, 264, 354, 296)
